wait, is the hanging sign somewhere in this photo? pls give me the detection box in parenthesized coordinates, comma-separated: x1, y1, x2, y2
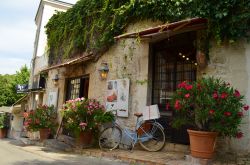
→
(106, 79, 129, 117)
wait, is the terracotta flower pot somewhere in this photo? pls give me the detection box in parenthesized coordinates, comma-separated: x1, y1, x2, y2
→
(187, 129, 218, 159)
(39, 128, 50, 141)
(78, 131, 93, 146)
(0, 128, 7, 138)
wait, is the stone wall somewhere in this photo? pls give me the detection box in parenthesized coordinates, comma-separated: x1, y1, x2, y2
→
(44, 20, 250, 153)
(45, 20, 162, 128)
(201, 41, 250, 153)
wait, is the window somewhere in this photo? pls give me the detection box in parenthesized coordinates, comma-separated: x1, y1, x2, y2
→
(66, 76, 89, 101)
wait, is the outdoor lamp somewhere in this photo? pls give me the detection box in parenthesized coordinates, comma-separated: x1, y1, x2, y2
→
(98, 63, 109, 80)
(52, 74, 59, 85)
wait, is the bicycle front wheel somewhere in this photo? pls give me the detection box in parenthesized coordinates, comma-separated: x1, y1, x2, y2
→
(99, 126, 122, 151)
(138, 122, 165, 152)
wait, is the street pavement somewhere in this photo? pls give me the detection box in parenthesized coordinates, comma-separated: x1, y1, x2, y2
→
(0, 139, 128, 165)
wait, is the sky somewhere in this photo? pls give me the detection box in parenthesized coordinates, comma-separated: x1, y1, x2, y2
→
(0, 0, 78, 75)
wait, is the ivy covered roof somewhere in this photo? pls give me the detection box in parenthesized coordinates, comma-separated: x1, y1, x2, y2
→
(45, 0, 250, 66)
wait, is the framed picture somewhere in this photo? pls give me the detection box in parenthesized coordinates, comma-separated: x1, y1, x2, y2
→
(106, 79, 129, 117)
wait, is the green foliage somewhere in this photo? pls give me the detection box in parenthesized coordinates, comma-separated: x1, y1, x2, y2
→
(23, 105, 57, 132)
(61, 98, 114, 136)
(171, 77, 248, 138)
(46, 0, 250, 64)
(0, 65, 30, 106)
(0, 113, 9, 129)
(0, 74, 15, 106)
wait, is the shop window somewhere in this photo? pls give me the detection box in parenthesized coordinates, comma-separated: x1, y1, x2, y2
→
(66, 76, 89, 101)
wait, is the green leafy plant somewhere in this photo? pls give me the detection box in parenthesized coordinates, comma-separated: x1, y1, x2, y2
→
(61, 98, 114, 136)
(23, 105, 57, 132)
(45, 0, 250, 65)
(171, 77, 249, 138)
(0, 113, 9, 129)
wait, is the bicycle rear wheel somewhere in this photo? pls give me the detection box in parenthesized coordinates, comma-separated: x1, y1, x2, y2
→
(138, 122, 165, 152)
(99, 126, 122, 151)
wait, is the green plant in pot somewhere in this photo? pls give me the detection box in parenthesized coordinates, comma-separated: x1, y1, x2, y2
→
(0, 113, 9, 138)
(61, 98, 114, 146)
(23, 105, 57, 141)
(171, 77, 249, 159)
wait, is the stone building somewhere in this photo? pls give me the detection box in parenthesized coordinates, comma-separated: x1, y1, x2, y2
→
(28, 0, 250, 154)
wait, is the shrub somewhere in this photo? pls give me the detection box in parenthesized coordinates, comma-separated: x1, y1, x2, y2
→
(23, 105, 57, 132)
(0, 113, 9, 129)
(61, 98, 114, 136)
(171, 77, 249, 138)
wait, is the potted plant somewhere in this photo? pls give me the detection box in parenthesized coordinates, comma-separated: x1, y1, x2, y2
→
(23, 105, 57, 141)
(171, 77, 249, 159)
(61, 98, 114, 146)
(0, 113, 9, 138)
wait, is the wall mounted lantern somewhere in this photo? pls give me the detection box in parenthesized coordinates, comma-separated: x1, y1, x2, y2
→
(52, 74, 59, 85)
(98, 62, 109, 80)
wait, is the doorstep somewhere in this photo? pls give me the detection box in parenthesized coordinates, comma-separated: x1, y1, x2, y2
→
(75, 148, 188, 165)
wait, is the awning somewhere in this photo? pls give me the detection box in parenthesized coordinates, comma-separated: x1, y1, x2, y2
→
(41, 53, 94, 72)
(114, 18, 207, 41)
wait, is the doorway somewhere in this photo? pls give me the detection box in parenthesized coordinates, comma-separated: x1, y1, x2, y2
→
(150, 31, 197, 144)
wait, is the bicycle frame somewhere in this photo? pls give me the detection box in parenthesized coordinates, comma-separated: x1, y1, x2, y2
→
(110, 110, 161, 150)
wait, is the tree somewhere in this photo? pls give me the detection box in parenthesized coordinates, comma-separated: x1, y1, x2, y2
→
(0, 65, 30, 106)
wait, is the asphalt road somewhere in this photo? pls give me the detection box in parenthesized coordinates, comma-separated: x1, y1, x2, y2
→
(0, 139, 128, 165)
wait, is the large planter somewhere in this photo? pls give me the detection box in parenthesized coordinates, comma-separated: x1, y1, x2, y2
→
(39, 128, 50, 141)
(78, 131, 93, 147)
(0, 128, 7, 138)
(187, 129, 218, 159)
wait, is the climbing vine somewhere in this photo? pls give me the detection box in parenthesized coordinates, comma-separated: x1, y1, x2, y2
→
(46, 0, 250, 65)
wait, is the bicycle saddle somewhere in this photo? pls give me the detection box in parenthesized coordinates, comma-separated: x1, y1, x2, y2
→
(134, 112, 143, 117)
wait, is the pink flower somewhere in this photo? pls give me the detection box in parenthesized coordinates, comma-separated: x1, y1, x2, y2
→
(236, 132, 243, 139)
(23, 112, 29, 118)
(185, 85, 193, 90)
(234, 90, 241, 98)
(185, 93, 190, 98)
(220, 92, 228, 99)
(174, 100, 181, 110)
(209, 109, 215, 115)
(24, 121, 29, 126)
(243, 105, 249, 111)
(79, 122, 87, 127)
(213, 92, 218, 99)
(224, 111, 231, 116)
